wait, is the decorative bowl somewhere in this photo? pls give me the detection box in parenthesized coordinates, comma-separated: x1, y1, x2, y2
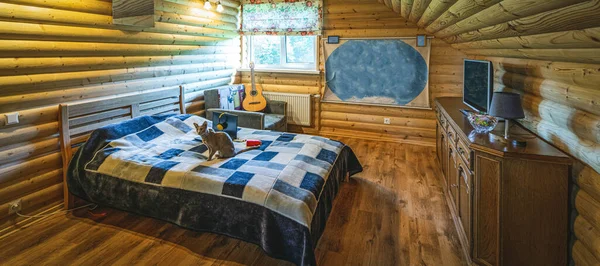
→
(467, 112, 498, 133)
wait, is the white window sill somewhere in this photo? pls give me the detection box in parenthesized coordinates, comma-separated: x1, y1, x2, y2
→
(237, 68, 320, 75)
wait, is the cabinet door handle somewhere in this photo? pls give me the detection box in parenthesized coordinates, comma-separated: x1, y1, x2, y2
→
(458, 146, 466, 157)
(458, 165, 470, 194)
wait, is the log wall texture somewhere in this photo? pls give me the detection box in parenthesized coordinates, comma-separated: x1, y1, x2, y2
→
(236, 71, 322, 135)
(2, 0, 599, 264)
(0, 0, 241, 234)
(319, 0, 466, 146)
(372, 0, 600, 264)
(482, 56, 600, 266)
(235, 0, 467, 145)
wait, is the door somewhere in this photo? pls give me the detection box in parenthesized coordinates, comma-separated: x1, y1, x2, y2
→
(448, 144, 459, 211)
(438, 122, 448, 187)
(458, 158, 473, 249)
(437, 122, 443, 164)
(473, 154, 501, 266)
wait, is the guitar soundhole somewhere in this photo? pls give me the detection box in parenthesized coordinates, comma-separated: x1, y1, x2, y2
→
(250, 91, 258, 96)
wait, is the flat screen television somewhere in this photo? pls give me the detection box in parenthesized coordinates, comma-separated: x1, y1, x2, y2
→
(463, 59, 493, 113)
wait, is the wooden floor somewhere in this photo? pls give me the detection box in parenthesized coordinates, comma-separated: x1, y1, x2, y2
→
(0, 138, 466, 266)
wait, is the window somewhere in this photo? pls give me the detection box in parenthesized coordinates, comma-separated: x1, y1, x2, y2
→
(243, 35, 317, 72)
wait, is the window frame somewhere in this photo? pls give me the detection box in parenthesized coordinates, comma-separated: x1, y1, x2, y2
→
(242, 35, 319, 74)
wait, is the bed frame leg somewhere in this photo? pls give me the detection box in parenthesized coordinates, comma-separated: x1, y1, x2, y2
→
(64, 193, 75, 210)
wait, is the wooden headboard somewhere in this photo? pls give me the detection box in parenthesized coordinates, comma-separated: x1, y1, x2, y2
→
(58, 86, 186, 209)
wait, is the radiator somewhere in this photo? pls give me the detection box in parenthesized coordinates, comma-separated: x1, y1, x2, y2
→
(263, 92, 312, 126)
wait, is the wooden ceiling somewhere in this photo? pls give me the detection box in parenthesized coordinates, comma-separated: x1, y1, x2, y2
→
(376, 0, 600, 64)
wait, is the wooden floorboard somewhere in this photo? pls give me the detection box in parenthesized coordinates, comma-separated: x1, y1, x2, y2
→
(0, 138, 466, 266)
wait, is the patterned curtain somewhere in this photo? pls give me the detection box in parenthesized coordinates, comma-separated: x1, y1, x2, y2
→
(241, 0, 322, 36)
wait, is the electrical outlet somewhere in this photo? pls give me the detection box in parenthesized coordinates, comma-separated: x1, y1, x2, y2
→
(4, 112, 19, 125)
(384, 118, 391, 125)
(8, 199, 22, 215)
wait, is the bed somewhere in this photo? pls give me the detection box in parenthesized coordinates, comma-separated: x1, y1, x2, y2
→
(59, 87, 363, 266)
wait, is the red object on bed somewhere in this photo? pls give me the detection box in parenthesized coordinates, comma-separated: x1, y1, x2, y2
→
(246, 139, 262, 147)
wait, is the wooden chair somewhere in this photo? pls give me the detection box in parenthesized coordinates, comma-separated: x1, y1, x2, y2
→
(204, 85, 288, 132)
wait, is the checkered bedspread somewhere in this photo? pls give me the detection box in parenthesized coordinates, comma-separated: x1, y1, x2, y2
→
(83, 114, 345, 228)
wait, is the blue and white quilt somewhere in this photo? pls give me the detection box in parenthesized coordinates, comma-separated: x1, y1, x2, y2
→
(85, 114, 343, 227)
(68, 114, 362, 265)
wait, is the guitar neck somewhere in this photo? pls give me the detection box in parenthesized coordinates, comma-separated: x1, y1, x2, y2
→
(250, 66, 257, 92)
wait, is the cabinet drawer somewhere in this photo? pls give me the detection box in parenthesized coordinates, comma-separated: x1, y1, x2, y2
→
(457, 138, 472, 170)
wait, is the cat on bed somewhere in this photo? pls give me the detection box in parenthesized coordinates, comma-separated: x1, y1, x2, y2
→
(194, 121, 257, 161)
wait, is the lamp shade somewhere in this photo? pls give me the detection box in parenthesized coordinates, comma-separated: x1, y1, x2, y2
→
(489, 92, 525, 119)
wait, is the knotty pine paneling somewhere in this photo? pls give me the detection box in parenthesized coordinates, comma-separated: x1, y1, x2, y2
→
(0, 0, 241, 234)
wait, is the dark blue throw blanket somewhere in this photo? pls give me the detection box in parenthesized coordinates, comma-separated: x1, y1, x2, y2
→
(67, 114, 362, 265)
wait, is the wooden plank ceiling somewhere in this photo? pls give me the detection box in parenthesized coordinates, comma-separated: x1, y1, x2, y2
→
(376, 0, 600, 64)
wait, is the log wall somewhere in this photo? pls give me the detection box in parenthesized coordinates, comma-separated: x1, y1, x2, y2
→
(236, 71, 322, 134)
(482, 56, 600, 266)
(3, 0, 598, 263)
(370, 0, 600, 264)
(0, 0, 241, 234)
(368, 1, 600, 264)
(319, 0, 466, 146)
(235, 0, 466, 145)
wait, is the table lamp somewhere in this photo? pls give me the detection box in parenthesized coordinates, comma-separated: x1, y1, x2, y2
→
(489, 92, 525, 140)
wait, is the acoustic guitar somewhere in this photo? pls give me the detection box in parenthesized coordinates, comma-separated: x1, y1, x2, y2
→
(242, 62, 267, 112)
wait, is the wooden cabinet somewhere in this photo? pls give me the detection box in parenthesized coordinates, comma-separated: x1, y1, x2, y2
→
(436, 122, 443, 163)
(435, 98, 572, 266)
(457, 158, 472, 249)
(472, 153, 501, 266)
(448, 144, 459, 211)
(437, 121, 448, 188)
